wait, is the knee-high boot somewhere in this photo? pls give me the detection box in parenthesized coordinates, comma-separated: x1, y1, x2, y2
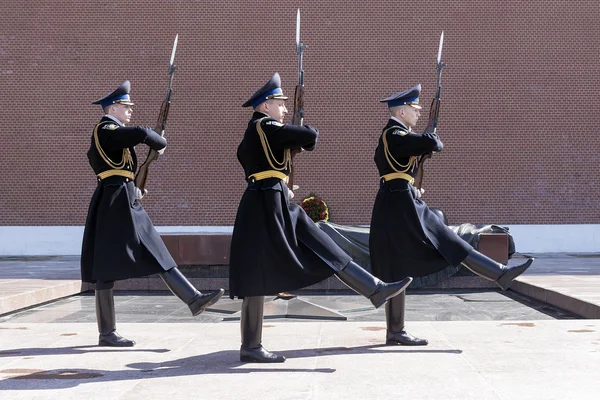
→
(239, 296, 285, 363)
(335, 261, 413, 308)
(385, 291, 428, 346)
(159, 267, 224, 316)
(461, 249, 534, 290)
(96, 289, 135, 347)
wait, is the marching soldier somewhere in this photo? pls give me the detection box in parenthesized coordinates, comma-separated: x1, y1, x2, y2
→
(82, 80, 224, 347)
(230, 73, 413, 363)
(369, 84, 534, 346)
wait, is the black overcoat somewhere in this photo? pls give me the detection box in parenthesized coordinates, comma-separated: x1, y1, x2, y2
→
(229, 112, 352, 298)
(369, 119, 472, 283)
(81, 116, 176, 283)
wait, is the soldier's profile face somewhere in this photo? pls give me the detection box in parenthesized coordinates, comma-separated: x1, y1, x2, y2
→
(264, 99, 288, 123)
(400, 105, 420, 128)
(110, 104, 133, 125)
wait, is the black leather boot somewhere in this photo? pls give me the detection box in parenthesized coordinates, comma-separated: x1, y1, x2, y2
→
(335, 261, 413, 308)
(461, 249, 534, 290)
(96, 289, 135, 347)
(385, 292, 428, 346)
(240, 296, 285, 363)
(160, 267, 224, 316)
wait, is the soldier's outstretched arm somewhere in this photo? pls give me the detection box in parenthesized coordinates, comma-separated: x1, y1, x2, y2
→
(386, 130, 443, 158)
(99, 125, 166, 151)
(262, 120, 318, 151)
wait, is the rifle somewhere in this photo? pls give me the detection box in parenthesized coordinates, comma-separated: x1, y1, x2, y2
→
(414, 31, 446, 191)
(289, 8, 307, 191)
(134, 34, 178, 194)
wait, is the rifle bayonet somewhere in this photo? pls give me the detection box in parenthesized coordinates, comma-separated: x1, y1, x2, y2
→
(169, 33, 178, 67)
(437, 31, 444, 65)
(293, 8, 307, 127)
(430, 30, 446, 135)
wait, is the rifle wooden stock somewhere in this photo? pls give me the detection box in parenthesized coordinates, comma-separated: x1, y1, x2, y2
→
(134, 101, 169, 193)
(289, 83, 305, 189)
(292, 84, 304, 126)
(134, 149, 159, 193)
(414, 96, 440, 190)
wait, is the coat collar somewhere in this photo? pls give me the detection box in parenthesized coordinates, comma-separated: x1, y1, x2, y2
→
(102, 114, 125, 126)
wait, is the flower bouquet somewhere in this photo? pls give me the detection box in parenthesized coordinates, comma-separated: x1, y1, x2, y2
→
(300, 194, 329, 222)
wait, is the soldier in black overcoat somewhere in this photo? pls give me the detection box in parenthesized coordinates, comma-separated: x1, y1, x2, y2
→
(369, 84, 534, 346)
(230, 73, 413, 363)
(82, 80, 224, 347)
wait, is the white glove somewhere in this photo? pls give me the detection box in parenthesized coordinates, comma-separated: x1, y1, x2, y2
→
(135, 187, 148, 200)
(416, 188, 425, 199)
(158, 135, 166, 155)
(287, 189, 295, 200)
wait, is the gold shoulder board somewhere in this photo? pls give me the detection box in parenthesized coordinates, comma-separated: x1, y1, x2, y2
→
(102, 123, 119, 130)
(264, 120, 283, 127)
(391, 129, 408, 136)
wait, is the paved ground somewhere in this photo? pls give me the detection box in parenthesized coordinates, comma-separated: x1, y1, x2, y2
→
(0, 320, 598, 399)
(1, 253, 599, 399)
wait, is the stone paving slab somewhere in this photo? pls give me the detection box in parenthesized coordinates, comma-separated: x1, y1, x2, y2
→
(0, 320, 598, 399)
(0, 257, 89, 316)
(512, 253, 600, 318)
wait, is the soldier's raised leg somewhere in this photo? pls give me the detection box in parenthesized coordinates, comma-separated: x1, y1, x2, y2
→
(159, 267, 224, 316)
(335, 261, 412, 308)
(461, 249, 534, 290)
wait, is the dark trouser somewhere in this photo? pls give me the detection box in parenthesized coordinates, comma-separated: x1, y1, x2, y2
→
(241, 296, 265, 349)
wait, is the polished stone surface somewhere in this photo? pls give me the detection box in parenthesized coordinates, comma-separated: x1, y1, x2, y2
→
(2, 253, 599, 318)
(0, 289, 577, 324)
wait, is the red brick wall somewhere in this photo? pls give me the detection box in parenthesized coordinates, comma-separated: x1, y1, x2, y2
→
(1, 1, 598, 226)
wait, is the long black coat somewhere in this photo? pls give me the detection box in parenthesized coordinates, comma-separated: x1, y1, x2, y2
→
(369, 119, 472, 283)
(81, 116, 176, 283)
(229, 112, 352, 298)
